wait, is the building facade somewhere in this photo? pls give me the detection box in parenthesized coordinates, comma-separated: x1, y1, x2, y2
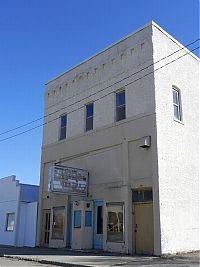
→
(0, 176, 39, 247)
(37, 22, 199, 255)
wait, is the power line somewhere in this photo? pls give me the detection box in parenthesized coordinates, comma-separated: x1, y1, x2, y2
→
(45, 38, 199, 111)
(0, 45, 199, 143)
(0, 38, 199, 137)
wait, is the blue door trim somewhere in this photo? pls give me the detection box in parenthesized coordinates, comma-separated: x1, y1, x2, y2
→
(93, 200, 103, 249)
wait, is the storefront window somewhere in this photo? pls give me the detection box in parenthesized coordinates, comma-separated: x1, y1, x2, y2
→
(107, 203, 124, 242)
(52, 207, 65, 240)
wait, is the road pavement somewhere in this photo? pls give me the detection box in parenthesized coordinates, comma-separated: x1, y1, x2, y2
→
(0, 246, 199, 267)
(0, 257, 50, 267)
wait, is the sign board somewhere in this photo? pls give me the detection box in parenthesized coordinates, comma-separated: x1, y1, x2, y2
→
(49, 165, 89, 196)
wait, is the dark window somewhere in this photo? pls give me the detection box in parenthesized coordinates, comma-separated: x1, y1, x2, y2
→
(85, 103, 94, 131)
(97, 206, 103, 234)
(59, 114, 67, 140)
(116, 90, 126, 122)
(172, 88, 182, 121)
(132, 189, 153, 203)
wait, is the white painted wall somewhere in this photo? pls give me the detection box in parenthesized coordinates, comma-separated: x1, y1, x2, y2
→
(18, 202, 38, 247)
(0, 176, 20, 246)
(42, 23, 154, 146)
(0, 176, 39, 247)
(152, 23, 199, 254)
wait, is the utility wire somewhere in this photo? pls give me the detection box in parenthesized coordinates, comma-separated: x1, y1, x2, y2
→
(0, 38, 199, 137)
(0, 45, 199, 143)
(45, 38, 200, 111)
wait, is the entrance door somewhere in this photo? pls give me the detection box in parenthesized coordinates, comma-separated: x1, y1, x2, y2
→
(133, 203, 154, 255)
(42, 209, 51, 247)
(93, 200, 103, 249)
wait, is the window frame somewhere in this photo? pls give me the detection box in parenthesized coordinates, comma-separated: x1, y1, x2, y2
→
(172, 87, 182, 122)
(59, 113, 67, 141)
(5, 212, 15, 232)
(115, 89, 126, 122)
(106, 202, 125, 243)
(85, 102, 94, 132)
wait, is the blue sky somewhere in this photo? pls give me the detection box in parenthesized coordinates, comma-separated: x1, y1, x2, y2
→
(0, 0, 199, 185)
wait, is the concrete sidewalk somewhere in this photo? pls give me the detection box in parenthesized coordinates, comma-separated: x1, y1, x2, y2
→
(0, 246, 199, 267)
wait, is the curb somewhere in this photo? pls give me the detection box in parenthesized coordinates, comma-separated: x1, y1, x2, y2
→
(2, 255, 90, 267)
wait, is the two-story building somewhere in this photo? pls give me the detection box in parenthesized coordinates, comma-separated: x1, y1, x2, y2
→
(37, 21, 199, 255)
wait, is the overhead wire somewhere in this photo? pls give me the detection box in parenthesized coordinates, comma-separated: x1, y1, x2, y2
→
(0, 38, 199, 137)
(0, 45, 199, 143)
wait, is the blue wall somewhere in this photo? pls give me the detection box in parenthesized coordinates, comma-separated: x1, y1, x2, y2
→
(20, 184, 39, 203)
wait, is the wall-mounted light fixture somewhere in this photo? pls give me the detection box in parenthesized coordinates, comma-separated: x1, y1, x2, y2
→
(139, 136, 151, 149)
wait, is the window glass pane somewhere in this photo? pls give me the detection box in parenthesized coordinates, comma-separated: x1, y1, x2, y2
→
(60, 127, 66, 140)
(97, 206, 103, 234)
(174, 105, 180, 120)
(132, 190, 153, 203)
(6, 213, 15, 231)
(61, 115, 67, 127)
(107, 204, 124, 242)
(144, 190, 153, 202)
(59, 115, 67, 140)
(74, 210, 81, 228)
(52, 207, 65, 239)
(116, 106, 126, 121)
(85, 211, 92, 227)
(116, 91, 125, 107)
(86, 117, 93, 131)
(85, 103, 94, 131)
(86, 103, 94, 118)
(173, 90, 178, 105)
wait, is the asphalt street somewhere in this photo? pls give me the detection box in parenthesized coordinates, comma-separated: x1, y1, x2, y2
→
(0, 246, 199, 267)
(0, 257, 50, 267)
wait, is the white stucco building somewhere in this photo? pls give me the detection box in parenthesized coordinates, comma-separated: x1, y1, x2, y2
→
(0, 176, 39, 247)
(37, 21, 199, 255)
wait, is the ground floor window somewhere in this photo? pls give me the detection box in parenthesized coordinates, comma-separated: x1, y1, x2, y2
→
(74, 210, 81, 228)
(52, 206, 65, 240)
(107, 203, 124, 242)
(6, 213, 15, 231)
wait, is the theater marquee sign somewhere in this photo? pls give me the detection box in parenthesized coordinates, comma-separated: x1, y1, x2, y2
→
(49, 165, 89, 196)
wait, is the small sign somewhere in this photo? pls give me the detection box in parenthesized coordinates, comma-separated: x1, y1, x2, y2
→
(49, 165, 89, 196)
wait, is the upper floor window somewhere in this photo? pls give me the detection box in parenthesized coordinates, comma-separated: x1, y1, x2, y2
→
(116, 90, 126, 122)
(172, 87, 182, 121)
(59, 114, 67, 140)
(85, 102, 94, 131)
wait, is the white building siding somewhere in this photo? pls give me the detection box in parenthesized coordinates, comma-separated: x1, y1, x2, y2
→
(42, 25, 155, 146)
(0, 176, 39, 247)
(0, 176, 20, 246)
(152, 24, 199, 253)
